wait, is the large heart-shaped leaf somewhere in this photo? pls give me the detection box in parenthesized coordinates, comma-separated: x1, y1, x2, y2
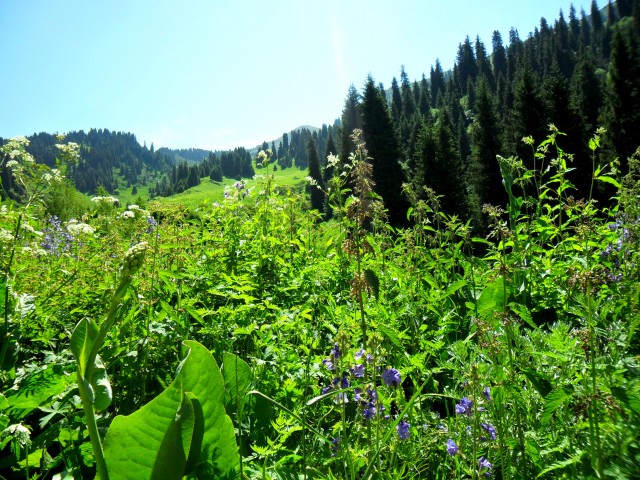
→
(103, 375, 193, 480)
(181, 341, 239, 479)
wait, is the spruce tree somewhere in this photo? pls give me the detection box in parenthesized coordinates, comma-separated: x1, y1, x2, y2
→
(475, 36, 495, 90)
(491, 31, 508, 82)
(361, 76, 409, 226)
(340, 85, 363, 164)
(418, 74, 431, 116)
(571, 48, 602, 134)
(391, 77, 403, 121)
(510, 67, 546, 159)
(430, 60, 446, 106)
(400, 66, 416, 118)
(307, 137, 325, 212)
(603, 23, 640, 167)
(469, 77, 505, 208)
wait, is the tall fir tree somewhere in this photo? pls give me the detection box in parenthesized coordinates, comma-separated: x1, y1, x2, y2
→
(469, 77, 506, 209)
(340, 84, 363, 164)
(430, 60, 446, 106)
(306, 137, 325, 212)
(400, 66, 416, 118)
(491, 30, 508, 82)
(475, 35, 495, 90)
(391, 76, 403, 121)
(510, 66, 546, 159)
(603, 22, 640, 166)
(361, 76, 409, 226)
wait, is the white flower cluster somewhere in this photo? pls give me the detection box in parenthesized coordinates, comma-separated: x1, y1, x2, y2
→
(66, 219, 95, 235)
(42, 168, 63, 184)
(120, 204, 149, 220)
(0, 228, 13, 242)
(21, 223, 43, 236)
(326, 154, 340, 168)
(90, 196, 119, 204)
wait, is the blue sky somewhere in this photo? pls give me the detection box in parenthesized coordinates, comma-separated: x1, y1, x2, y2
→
(0, 0, 593, 151)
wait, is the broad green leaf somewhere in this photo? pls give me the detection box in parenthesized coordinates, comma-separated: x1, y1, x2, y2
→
(103, 376, 192, 480)
(5, 365, 73, 419)
(523, 369, 553, 398)
(180, 340, 239, 479)
(595, 175, 621, 189)
(477, 278, 510, 320)
(222, 352, 252, 414)
(446, 279, 467, 296)
(184, 392, 204, 475)
(377, 323, 404, 350)
(509, 302, 537, 329)
(541, 386, 574, 425)
(91, 355, 112, 411)
(70, 318, 99, 376)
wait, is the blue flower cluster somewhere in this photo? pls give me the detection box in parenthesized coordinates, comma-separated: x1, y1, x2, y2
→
(41, 216, 75, 257)
(446, 388, 495, 474)
(600, 218, 638, 283)
(478, 456, 493, 477)
(145, 216, 158, 235)
(320, 344, 409, 440)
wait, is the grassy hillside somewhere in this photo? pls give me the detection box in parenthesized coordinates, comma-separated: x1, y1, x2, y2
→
(152, 164, 308, 209)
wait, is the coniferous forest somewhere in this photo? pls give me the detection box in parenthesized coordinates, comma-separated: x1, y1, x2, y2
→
(1, 1, 640, 479)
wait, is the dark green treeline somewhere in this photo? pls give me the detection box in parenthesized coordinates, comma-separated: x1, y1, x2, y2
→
(306, 0, 640, 227)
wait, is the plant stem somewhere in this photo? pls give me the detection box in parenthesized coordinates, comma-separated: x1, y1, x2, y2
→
(0, 213, 23, 372)
(78, 370, 110, 480)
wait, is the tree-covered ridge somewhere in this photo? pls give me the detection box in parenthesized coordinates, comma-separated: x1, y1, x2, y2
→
(324, 0, 640, 227)
(23, 129, 172, 195)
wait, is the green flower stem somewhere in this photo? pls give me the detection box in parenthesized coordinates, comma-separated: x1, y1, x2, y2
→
(85, 276, 132, 381)
(77, 369, 110, 480)
(0, 213, 23, 372)
(76, 276, 131, 480)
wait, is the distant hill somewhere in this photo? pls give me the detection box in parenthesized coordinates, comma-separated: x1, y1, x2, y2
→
(249, 125, 322, 155)
(157, 147, 213, 165)
(1, 121, 339, 201)
(22, 128, 172, 194)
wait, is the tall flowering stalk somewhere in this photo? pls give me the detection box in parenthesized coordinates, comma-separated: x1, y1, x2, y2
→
(343, 129, 379, 342)
(72, 242, 148, 480)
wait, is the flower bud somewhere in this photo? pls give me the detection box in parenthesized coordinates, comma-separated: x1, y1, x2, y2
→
(120, 242, 148, 279)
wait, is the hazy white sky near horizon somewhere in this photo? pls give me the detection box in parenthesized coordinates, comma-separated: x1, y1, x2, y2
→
(1, 0, 593, 151)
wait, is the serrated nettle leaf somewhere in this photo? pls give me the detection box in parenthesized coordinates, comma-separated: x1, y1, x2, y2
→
(541, 386, 574, 425)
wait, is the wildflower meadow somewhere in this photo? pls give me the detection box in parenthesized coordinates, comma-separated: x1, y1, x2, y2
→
(1, 129, 639, 479)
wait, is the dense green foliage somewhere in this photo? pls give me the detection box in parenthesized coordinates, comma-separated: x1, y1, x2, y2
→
(1, 126, 640, 479)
